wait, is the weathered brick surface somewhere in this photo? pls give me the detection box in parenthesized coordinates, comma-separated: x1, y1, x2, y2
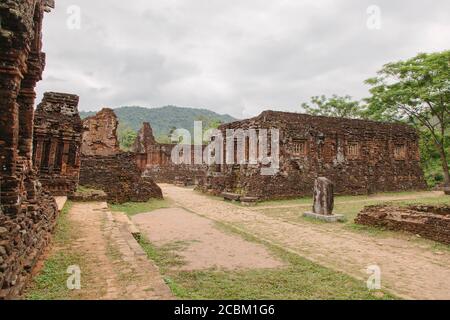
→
(202, 111, 427, 200)
(33, 92, 83, 196)
(68, 190, 108, 202)
(81, 108, 120, 157)
(355, 205, 450, 244)
(0, 0, 58, 299)
(80, 111, 162, 203)
(80, 153, 163, 204)
(132, 122, 157, 153)
(133, 123, 207, 185)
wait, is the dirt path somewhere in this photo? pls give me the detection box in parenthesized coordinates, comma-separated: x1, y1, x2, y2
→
(161, 185, 450, 300)
(133, 208, 284, 271)
(68, 202, 172, 300)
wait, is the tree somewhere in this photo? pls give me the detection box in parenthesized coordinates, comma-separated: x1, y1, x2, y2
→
(301, 95, 363, 119)
(195, 116, 223, 143)
(365, 50, 450, 187)
(117, 124, 137, 151)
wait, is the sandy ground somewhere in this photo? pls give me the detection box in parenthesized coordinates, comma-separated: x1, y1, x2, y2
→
(160, 184, 450, 300)
(133, 208, 284, 271)
(66, 202, 172, 300)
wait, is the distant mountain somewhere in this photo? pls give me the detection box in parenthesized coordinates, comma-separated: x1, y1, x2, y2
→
(80, 106, 237, 138)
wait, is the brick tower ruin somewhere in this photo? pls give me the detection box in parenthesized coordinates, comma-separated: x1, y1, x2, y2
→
(80, 109, 163, 203)
(0, 0, 59, 299)
(132, 122, 207, 186)
(33, 92, 83, 196)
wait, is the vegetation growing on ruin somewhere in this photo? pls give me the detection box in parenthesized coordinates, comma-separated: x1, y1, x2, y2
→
(76, 185, 103, 194)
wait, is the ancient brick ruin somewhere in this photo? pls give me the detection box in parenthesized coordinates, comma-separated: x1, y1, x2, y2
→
(0, 0, 59, 299)
(356, 205, 450, 244)
(33, 92, 83, 196)
(80, 110, 162, 203)
(201, 111, 427, 200)
(133, 122, 207, 185)
(81, 108, 120, 156)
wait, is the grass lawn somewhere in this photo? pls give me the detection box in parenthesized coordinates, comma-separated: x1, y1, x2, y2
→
(138, 222, 397, 300)
(254, 191, 450, 250)
(253, 190, 426, 208)
(109, 198, 172, 216)
(256, 192, 450, 225)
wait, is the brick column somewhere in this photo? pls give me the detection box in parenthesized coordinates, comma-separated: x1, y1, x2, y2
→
(16, 53, 45, 168)
(0, 50, 26, 215)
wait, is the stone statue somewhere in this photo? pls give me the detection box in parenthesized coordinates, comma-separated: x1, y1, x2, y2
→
(313, 177, 334, 215)
(304, 177, 343, 222)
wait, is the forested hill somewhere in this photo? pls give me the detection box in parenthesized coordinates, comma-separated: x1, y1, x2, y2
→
(79, 106, 237, 138)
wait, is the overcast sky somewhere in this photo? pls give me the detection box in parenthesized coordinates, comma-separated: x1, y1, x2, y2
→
(36, 0, 449, 118)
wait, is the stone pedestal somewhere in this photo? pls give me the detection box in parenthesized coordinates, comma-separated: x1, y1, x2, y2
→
(303, 177, 344, 222)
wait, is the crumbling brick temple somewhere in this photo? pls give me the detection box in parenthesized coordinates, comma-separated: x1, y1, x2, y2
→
(33, 92, 83, 196)
(81, 108, 121, 157)
(201, 111, 427, 200)
(80, 109, 163, 203)
(133, 122, 207, 185)
(0, 0, 59, 299)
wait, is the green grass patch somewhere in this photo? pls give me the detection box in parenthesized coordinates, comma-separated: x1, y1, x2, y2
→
(53, 201, 75, 246)
(25, 201, 93, 300)
(257, 193, 450, 226)
(24, 201, 103, 300)
(256, 193, 450, 249)
(138, 236, 189, 270)
(138, 222, 396, 300)
(254, 191, 439, 208)
(26, 251, 87, 300)
(109, 198, 171, 216)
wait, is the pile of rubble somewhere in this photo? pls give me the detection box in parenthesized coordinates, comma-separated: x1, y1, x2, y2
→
(355, 205, 450, 244)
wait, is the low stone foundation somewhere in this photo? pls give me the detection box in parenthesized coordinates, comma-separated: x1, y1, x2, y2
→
(355, 205, 450, 244)
(69, 190, 108, 202)
(303, 212, 345, 222)
(143, 164, 206, 186)
(79, 153, 163, 204)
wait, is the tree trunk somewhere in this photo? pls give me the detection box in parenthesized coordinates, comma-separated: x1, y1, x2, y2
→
(438, 145, 450, 187)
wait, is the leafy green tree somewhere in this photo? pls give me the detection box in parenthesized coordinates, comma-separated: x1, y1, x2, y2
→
(194, 116, 223, 143)
(117, 124, 137, 151)
(156, 134, 172, 144)
(301, 95, 363, 119)
(365, 50, 450, 187)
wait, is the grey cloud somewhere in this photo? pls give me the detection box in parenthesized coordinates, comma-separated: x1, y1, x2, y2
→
(36, 0, 450, 118)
